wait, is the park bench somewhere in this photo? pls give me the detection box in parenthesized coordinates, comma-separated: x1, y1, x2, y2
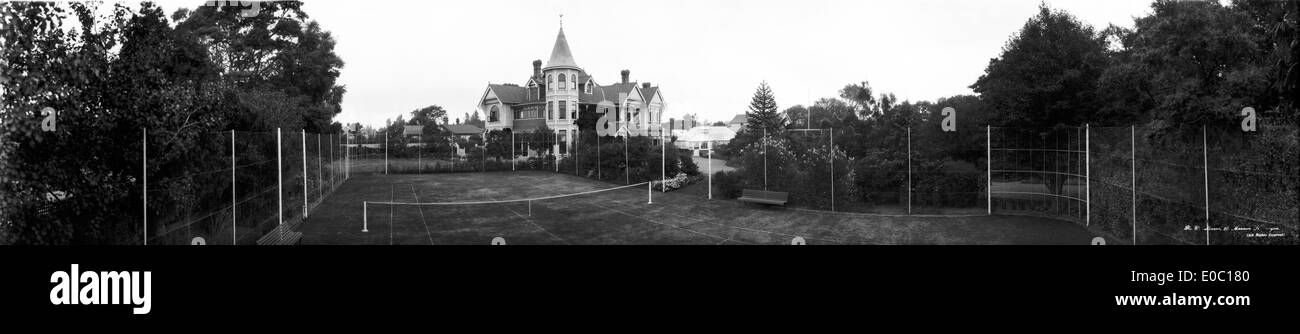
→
(738, 189, 789, 207)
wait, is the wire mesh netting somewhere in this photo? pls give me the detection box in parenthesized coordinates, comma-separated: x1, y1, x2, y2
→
(145, 130, 348, 245)
(1205, 125, 1299, 245)
(1088, 126, 1136, 244)
(988, 127, 1088, 225)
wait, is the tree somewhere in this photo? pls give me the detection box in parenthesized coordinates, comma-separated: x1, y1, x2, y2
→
(410, 105, 446, 127)
(746, 81, 785, 134)
(783, 105, 809, 129)
(731, 81, 785, 152)
(1, 1, 348, 244)
(971, 4, 1108, 128)
(839, 81, 876, 117)
(466, 110, 484, 128)
(1099, 0, 1285, 129)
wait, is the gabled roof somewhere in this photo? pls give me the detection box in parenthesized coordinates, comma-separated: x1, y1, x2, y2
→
(642, 87, 659, 103)
(403, 125, 424, 136)
(487, 84, 529, 104)
(728, 114, 747, 125)
(443, 124, 484, 135)
(600, 83, 642, 103)
(544, 28, 579, 70)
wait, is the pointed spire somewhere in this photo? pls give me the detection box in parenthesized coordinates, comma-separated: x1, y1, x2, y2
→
(544, 21, 578, 70)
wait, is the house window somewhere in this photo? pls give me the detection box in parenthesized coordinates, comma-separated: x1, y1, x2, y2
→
(559, 101, 567, 119)
(515, 107, 522, 120)
(548, 75, 553, 90)
(584, 82, 592, 94)
(489, 105, 499, 122)
(528, 82, 537, 99)
(570, 75, 576, 90)
(558, 74, 566, 89)
(571, 102, 577, 120)
(548, 101, 554, 120)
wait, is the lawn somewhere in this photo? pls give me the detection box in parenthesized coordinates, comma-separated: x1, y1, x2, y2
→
(297, 170, 1103, 245)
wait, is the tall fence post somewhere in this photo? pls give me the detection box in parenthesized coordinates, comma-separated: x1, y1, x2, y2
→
(624, 134, 629, 184)
(1085, 124, 1091, 227)
(278, 128, 283, 229)
(830, 129, 834, 211)
(575, 130, 579, 176)
(345, 133, 350, 179)
(907, 126, 912, 215)
(1202, 125, 1210, 245)
(142, 128, 147, 245)
(597, 135, 601, 179)
(330, 134, 335, 187)
(986, 126, 992, 215)
(231, 129, 237, 245)
(385, 132, 389, 175)
(661, 128, 665, 192)
(362, 201, 369, 233)
(1130, 125, 1137, 245)
(317, 133, 323, 200)
(708, 140, 713, 200)
(302, 130, 308, 219)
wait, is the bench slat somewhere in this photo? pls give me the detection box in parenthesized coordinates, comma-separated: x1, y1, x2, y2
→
(739, 189, 789, 206)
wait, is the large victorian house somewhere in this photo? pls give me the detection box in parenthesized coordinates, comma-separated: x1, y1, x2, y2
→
(475, 25, 665, 156)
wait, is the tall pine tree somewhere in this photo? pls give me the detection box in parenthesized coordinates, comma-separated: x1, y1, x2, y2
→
(745, 81, 785, 136)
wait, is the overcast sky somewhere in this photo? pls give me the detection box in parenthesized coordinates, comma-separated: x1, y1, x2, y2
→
(163, 0, 1159, 126)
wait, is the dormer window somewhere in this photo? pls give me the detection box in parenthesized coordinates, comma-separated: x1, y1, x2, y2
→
(584, 82, 592, 94)
(528, 82, 538, 99)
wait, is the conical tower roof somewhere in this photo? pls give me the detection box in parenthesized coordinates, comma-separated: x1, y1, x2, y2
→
(544, 28, 579, 70)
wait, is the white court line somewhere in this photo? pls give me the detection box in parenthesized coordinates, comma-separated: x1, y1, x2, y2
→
(408, 184, 436, 245)
(490, 195, 570, 245)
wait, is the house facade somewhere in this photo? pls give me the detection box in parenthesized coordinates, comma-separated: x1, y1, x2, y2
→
(475, 25, 665, 156)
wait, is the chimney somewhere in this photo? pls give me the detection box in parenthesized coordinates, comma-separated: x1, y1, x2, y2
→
(532, 60, 542, 79)
(642, 82, 651, 89)
(620, 70, 630, 84)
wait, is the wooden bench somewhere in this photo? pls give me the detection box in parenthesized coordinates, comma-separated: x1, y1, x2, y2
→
(738, 189, 789, 206)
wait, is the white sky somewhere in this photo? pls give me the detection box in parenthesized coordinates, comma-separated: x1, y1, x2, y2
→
(153, 0, 1157, 127)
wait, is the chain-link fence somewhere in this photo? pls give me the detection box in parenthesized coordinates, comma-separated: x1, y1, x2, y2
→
(1090, 125, 1299, 245)
(709, 124, 1297, 245)
(145, 129, 348, 245)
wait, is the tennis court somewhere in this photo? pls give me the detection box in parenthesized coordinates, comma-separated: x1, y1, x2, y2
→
(297, 171, 1102, 245)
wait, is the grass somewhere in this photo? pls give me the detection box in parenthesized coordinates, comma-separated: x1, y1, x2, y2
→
(297, 170, 1102, 245)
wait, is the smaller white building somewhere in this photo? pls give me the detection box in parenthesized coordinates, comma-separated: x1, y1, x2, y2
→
(675, 126, 736, 155)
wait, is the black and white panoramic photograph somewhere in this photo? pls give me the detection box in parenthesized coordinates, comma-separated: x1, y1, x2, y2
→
(6, 0, 1300, 322)
(1, 0, 1296, 247)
